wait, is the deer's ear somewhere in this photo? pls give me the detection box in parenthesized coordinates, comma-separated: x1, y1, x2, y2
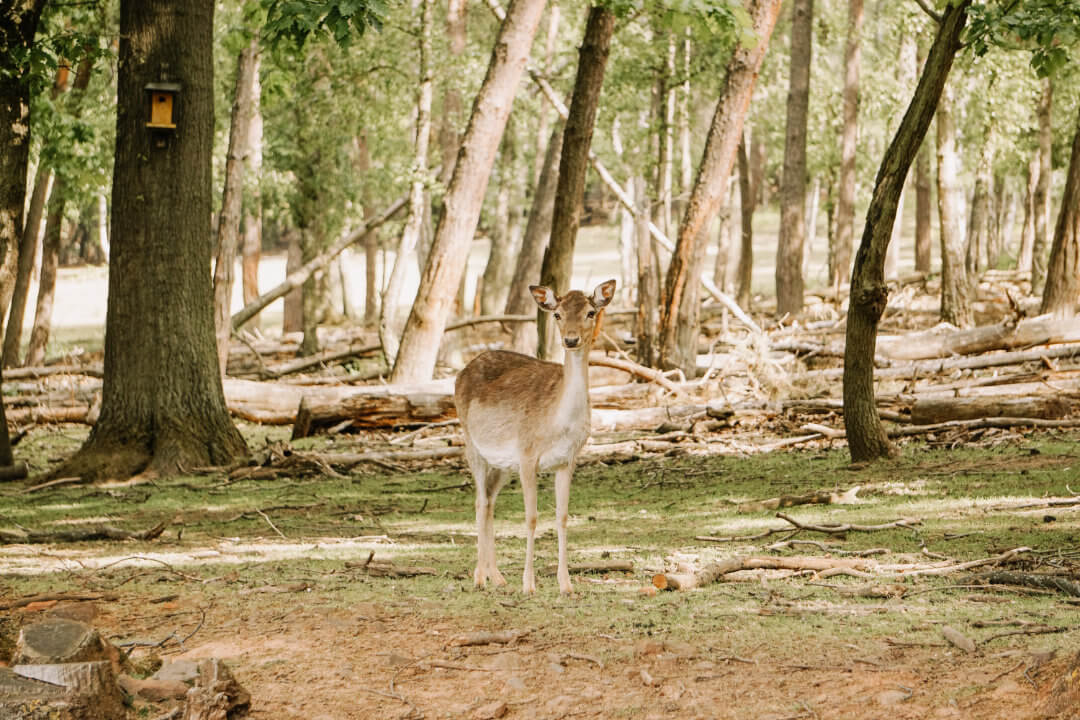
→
(530, 285, 559, 311)
(592, 279, 616, 308)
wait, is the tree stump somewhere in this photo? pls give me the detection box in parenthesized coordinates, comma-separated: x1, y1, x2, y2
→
(183, 658, 250, 720)
(14, 618, 116, 668)
(1, 661, 124, 720)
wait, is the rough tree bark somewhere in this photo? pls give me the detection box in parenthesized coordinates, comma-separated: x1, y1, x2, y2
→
(506, 122, 563, 355)
(213, 35, 261, 375)
(832, 0, 863, 288)
(937, 79, 973, 328)
(843, 0, 970, 463)
(1031, 78, 1053, 294)
(1040, 102, 1080, 318)
(390, 0, 546, 383)
(536, 5, 615, 360)
(380, 0, 433, 367)
(54, 0, 249, 481)
(774, 0, 814, 317)
(658, 0, 783, 374)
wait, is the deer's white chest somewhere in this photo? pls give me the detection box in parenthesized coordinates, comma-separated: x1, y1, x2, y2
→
(537, 376, 590, 471)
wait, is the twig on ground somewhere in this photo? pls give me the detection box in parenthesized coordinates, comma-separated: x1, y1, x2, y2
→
(256, 508, 287, 539)
(776, 512, 921, 536)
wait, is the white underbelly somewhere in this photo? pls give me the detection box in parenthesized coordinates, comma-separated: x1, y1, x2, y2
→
(470, 423, 589, 472)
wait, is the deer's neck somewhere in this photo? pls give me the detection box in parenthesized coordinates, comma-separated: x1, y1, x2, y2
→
(557, 349, 590, 417)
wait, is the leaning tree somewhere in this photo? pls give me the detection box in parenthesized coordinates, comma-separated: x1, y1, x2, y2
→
(56, 0, 249, 481)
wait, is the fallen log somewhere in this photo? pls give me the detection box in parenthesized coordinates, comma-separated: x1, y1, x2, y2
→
(653, 555, 875, 591)
(292, 385, 458, 438)
(0, 521, 167, 544)
(876, 315, 1080, 362)
(804, 341, 1080, 381)
(910, 395, 1077, 424)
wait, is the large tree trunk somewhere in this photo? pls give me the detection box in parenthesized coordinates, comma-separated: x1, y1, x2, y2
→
(1040, 103, 1080, 318)
(832, 0, 863, 288)
(390, 0, 546, 383)
(536, 5, 615, 360)
(735, 135, 756, 310)
(25, 52, 95, 369)
(937, 79, 973, 328)
(55, 0, 249, 482)
(843, 0, 970, 463)
(1031, 78, 1053, 294)
(380, 0, 433, 367)
(658, 0, 783, 373)
(213, 36, 261, 375)
(506, 122, 563, 355)
(774, 0, 814, 318)
(914, 138, 933, 273)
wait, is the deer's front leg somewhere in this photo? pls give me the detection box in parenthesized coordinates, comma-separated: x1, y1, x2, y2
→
(520, 460, 538, 594)
(555, 466, 573, 594)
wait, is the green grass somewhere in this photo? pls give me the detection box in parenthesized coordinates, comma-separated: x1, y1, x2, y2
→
(3, 426, 1080, 661)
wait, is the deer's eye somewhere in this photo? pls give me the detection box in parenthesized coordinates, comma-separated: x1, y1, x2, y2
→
(554, 313, 561, 321)
(587, 310, 596, 319)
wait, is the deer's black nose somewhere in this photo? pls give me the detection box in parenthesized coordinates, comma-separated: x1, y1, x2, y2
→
(564, 337, 581, 348)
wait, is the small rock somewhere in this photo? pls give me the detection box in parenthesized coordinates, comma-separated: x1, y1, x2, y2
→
(640, 668, 657, 686)
(504, 675, 527, 692)
(474, 700, 508, 719)
(118, 674, 189, 702)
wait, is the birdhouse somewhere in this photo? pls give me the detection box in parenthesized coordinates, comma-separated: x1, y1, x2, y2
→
(144, 82, 181, 144)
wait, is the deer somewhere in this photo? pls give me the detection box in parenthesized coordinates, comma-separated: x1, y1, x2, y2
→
(454, 279, 616, 594)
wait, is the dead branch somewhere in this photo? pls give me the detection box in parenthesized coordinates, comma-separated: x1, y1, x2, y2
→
(0, 520, 167, 545)
(972, 571, 1080, 597)
(738, 487, 860, 513)
(885, 547, 1031, 577)
(587, 352, 683, 395)
(653, 555, 875, 591)
(776, 512, 921, 535)
(231, 193, 408, 329)
(541, 560, 634, 575)
(345, 554, 438, 578)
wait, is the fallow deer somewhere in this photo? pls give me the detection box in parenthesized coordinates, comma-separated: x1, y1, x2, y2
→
(454, 279, 616, 594)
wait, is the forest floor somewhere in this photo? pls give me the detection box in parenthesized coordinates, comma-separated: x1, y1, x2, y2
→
(2, 424, 1080, 719)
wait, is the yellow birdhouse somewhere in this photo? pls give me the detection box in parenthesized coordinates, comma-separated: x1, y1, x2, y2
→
(144, 82, 181, 130)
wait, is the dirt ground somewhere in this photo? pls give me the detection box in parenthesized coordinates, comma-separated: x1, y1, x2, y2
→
(38, 587, 1066, 720)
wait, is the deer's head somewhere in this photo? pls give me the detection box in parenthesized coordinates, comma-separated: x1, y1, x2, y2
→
(530, 279, 616, 351)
